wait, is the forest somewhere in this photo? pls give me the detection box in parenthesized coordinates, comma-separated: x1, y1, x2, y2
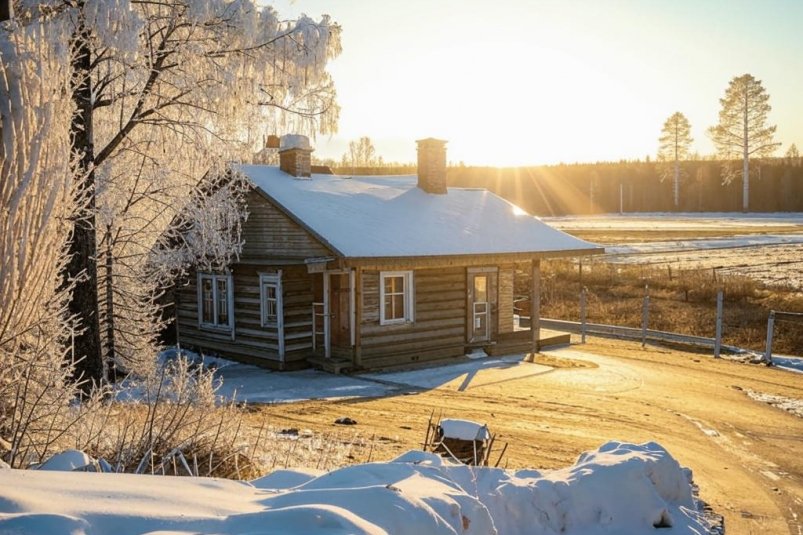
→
(331, 158, 803, 215)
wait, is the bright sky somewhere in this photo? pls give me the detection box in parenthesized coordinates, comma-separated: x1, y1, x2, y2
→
(269, 0, 803, 166)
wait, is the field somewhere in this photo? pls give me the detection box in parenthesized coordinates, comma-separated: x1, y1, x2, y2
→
(539, 213, 803, 356)
(547, 212, 803, 289)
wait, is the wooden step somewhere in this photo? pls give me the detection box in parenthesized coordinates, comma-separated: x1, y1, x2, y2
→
(307, 355, 353, 374)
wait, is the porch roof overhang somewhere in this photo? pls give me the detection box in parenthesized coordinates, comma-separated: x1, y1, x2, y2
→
(338, 247, 605, 270)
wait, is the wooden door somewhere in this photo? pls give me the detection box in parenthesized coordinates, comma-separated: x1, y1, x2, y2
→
(468, 270, 497, 343)
(329, 273, 351, 349)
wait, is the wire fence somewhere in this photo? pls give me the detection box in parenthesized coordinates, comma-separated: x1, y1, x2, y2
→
(542, 286, 801, 366)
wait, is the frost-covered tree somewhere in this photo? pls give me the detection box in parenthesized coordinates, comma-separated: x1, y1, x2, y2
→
(657, 112, 693, 208)
(708, 74, 781, 211)
(20, 0, 341, 383)
(0, 15, 82, 464)
(342, 136, 381, 168)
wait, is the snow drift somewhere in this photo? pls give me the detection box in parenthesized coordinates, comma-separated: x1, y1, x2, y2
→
(0, 441, 716, 534)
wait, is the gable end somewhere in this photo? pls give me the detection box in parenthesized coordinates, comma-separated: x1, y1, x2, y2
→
(240, 189, 338, 261)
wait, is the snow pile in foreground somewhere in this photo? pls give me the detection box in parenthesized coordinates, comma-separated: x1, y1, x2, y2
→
(0, 441, 716, 534)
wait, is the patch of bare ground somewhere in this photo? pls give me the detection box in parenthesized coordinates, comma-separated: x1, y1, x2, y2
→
(526, 352, 598, 368)
(251, 338, 803, 534)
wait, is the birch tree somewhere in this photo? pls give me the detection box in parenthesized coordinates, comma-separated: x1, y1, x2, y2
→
(708, 74, 781, 211)
(343, 136, 381, 167)
(0, 15, 81, 462)
(657, 112, 693, 208)
(21, 0, 341, 383)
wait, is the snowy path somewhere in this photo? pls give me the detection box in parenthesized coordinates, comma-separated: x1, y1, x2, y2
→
(195, 352, 548, 404)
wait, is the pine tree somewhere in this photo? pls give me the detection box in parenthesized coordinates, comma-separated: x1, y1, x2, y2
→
(708, 74, 781, 211)
(657, 112, 693, 208)
(786, 143, 799, 159)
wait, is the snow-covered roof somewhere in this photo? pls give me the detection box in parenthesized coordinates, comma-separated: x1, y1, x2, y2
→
(237, 164, 601, 258)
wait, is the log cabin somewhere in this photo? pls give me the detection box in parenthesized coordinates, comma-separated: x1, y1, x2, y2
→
(174, 136, 603, 372)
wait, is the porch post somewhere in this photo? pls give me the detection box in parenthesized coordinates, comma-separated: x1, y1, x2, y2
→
(323, 272, 331, 359)
(354, 268, 363, 368)
(530, 259, 541, 354)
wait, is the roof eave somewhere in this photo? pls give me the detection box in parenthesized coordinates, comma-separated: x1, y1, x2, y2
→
(342, 247, 605, 269)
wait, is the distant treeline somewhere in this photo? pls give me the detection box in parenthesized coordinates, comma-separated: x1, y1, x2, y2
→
(333, 159, 803, 215)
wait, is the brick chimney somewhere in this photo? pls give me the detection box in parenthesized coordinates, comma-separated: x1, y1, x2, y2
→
(279, 134, 312, 178)
(416, 138, 447, 194)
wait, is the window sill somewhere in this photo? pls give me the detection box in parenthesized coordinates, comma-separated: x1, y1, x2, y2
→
(379, 319, 414, 327)
(199, 323, 233, 333)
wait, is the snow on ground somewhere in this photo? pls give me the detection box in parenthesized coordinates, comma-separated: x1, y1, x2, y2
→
(128, 348, 394, 403)
(602, 238, 803, 288)
(772, 355, 803, 374)
(121, 349, 551, 405)
(744, 389, 803, 418)
(547, 212, 803, 287)
(546, 212, 803, 230)
(604, 234, 803, 256)
(128, 347, 801, 408)
(0, 441, 718, 534)
(364, 354, 552, 391)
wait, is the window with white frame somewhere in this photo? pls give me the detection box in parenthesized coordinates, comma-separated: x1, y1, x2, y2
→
(259, 273, 282, 327)
(198, 272, 233, 330)
(380, 271, 414, 325)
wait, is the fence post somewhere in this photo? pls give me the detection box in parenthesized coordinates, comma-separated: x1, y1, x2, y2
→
(764, 310, 775, 366)
(714, 290, 723, 358)
(578, 259, 583, 286)
(580, 286, 587, 344)
(641, 285, 649, 348)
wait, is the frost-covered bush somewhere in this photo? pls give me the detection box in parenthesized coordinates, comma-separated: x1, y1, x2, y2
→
(60, 353, 359, 478)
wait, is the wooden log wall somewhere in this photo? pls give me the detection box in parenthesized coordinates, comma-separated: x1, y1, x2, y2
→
(240, 190, 331, 261)
(176, 264, 314, 370)
(359, 267, 466, 368)
(277, 265, 316, 363)
(498, 265, 515, 334)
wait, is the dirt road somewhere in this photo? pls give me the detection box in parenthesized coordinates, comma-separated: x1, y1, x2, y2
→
(256, 338, 803, 534)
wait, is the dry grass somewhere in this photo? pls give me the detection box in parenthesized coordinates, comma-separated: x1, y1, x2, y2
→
(6, 356, 366, 479)
(535, 260, 803, 355)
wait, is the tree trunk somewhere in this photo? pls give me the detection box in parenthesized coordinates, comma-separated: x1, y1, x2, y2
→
(674, 131, 680, 209)
(743, 90, 750, 211)
(65, 7, 104, 389)
(102, 225, 117, 381)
